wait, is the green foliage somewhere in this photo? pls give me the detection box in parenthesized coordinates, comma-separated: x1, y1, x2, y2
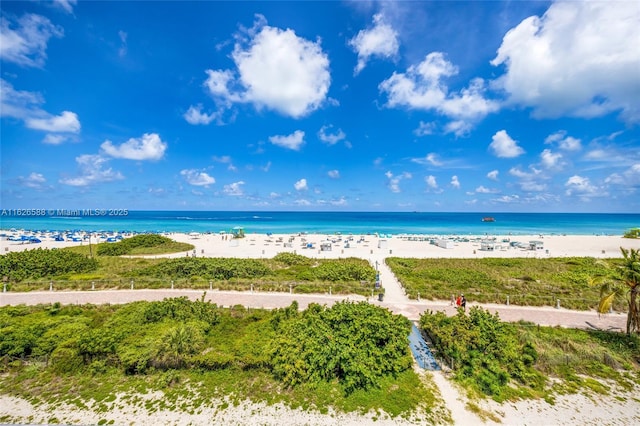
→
(595, 248, 640, 335)
(623, 228, 640, 239)
(387, 256, 621, 310)
(96, 234, 193, 256)
(131, 257, 272, 280)
(0, 299, 413, 397)
(313, 258, 376, 282)
(420, 307, 545, 401)
(272, 252, 312, 266)
(270, 301, 412, 394)
(0, 248, 98, 282)
(518, 323, 640, 393)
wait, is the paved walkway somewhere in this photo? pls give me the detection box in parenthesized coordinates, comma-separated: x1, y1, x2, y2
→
(0, 254, 627, 331)
(369, 256, 409, 304)
(0, 288, 625, 331)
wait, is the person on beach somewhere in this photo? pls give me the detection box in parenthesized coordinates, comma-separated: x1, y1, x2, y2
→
(460, 294, 467, 311)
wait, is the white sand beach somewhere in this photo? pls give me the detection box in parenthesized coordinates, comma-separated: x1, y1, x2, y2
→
(3, 231, 640, 259)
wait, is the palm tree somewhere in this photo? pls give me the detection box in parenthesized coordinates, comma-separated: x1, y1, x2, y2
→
(596, 248, 640, 335)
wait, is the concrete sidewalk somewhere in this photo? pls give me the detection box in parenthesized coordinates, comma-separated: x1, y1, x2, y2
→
(0, 288, 626, 331)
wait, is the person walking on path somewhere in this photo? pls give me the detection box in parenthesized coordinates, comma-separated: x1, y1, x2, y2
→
(460, 294, 467, 311)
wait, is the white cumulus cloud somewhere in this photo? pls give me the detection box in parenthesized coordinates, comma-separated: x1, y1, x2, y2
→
(565, 175, 600, 198)
(52, 0, 77, 14)
(386, 171, 412, 193)
(328, 170, 340, 179)
(349, 13, 399, 75)
(487, 170, 499, 181)
(545, 130, 582, 151)
(60, 155, 124, 186)
(101, 133, 167, 161)
(180, 169, 215, 186)
(203, 15, 331, 118)
(450, 175, 460, 189)
(269, 130, 305, 151)
(606, 164, 640, 187)
(25, 110, 80, 133)
(380, 52, 498, 135)
(42, 134, 70, 145)
(540, 149, 563, 169)
(489, 130, 525, 158)
(491, 1, 640, 123)
(317, 125, 346, 145)
(224, 181, 245, 196)
(509, 166, 547, 192)
(414, 121, 436, 136)
(0, 13, 63, 67)
(1, 79, 81, 139)
(475, 185, 500, 194)
(18, 172, 47, 189)
(411, 153, 443, 167)
(184, 104, 218, 125)
(425, 175, 438, 189)
(294, 178, 308, 191)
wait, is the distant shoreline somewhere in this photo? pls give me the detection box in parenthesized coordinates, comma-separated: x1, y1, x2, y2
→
(3, 231, 640, 260)
(1, 210, 639, 236)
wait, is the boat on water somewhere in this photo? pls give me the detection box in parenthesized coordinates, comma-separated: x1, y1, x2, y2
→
(482, 217, 496, 222)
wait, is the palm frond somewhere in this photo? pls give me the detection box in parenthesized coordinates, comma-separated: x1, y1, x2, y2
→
(597, 292, 616, 314)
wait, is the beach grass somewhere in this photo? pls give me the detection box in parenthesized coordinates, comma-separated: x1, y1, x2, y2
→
(387, 257, 625, 311)
(6, 249, 378, 297)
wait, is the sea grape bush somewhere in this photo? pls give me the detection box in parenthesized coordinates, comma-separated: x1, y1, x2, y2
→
(419, 307, 544, 401)
(0, 299, 412, 395)
(272, 252, 311, 266)
(130, 255, 375, 283)
(96, 234, 176, 256)
(270, 301, 412, 394)
(0, 248, 98, 281)
(312, 258, 376, 282)
(131, 257, 271, 280)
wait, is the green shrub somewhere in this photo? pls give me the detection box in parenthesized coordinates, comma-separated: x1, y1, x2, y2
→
(50, 346, 84, 374)
(0, 248, 98, 281)
(96, 234, 181, 256)
(623, 228, 640, 239)
(272, 252, 311, 266)
(270, 301, 412, 394)
(420, 307, 545, 401)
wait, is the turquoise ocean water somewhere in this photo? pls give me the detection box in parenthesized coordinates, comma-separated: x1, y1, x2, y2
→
(1, 211, 639, 236)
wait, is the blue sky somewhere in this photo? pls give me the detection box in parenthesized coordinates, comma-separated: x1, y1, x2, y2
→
(1, 0, 639, 213)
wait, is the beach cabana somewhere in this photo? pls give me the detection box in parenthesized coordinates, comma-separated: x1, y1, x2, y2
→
(320, 243, 332, 251)
(480, 240, 496, 251)
(528, 240, 544, 250)
(435, 239, 454, 249)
